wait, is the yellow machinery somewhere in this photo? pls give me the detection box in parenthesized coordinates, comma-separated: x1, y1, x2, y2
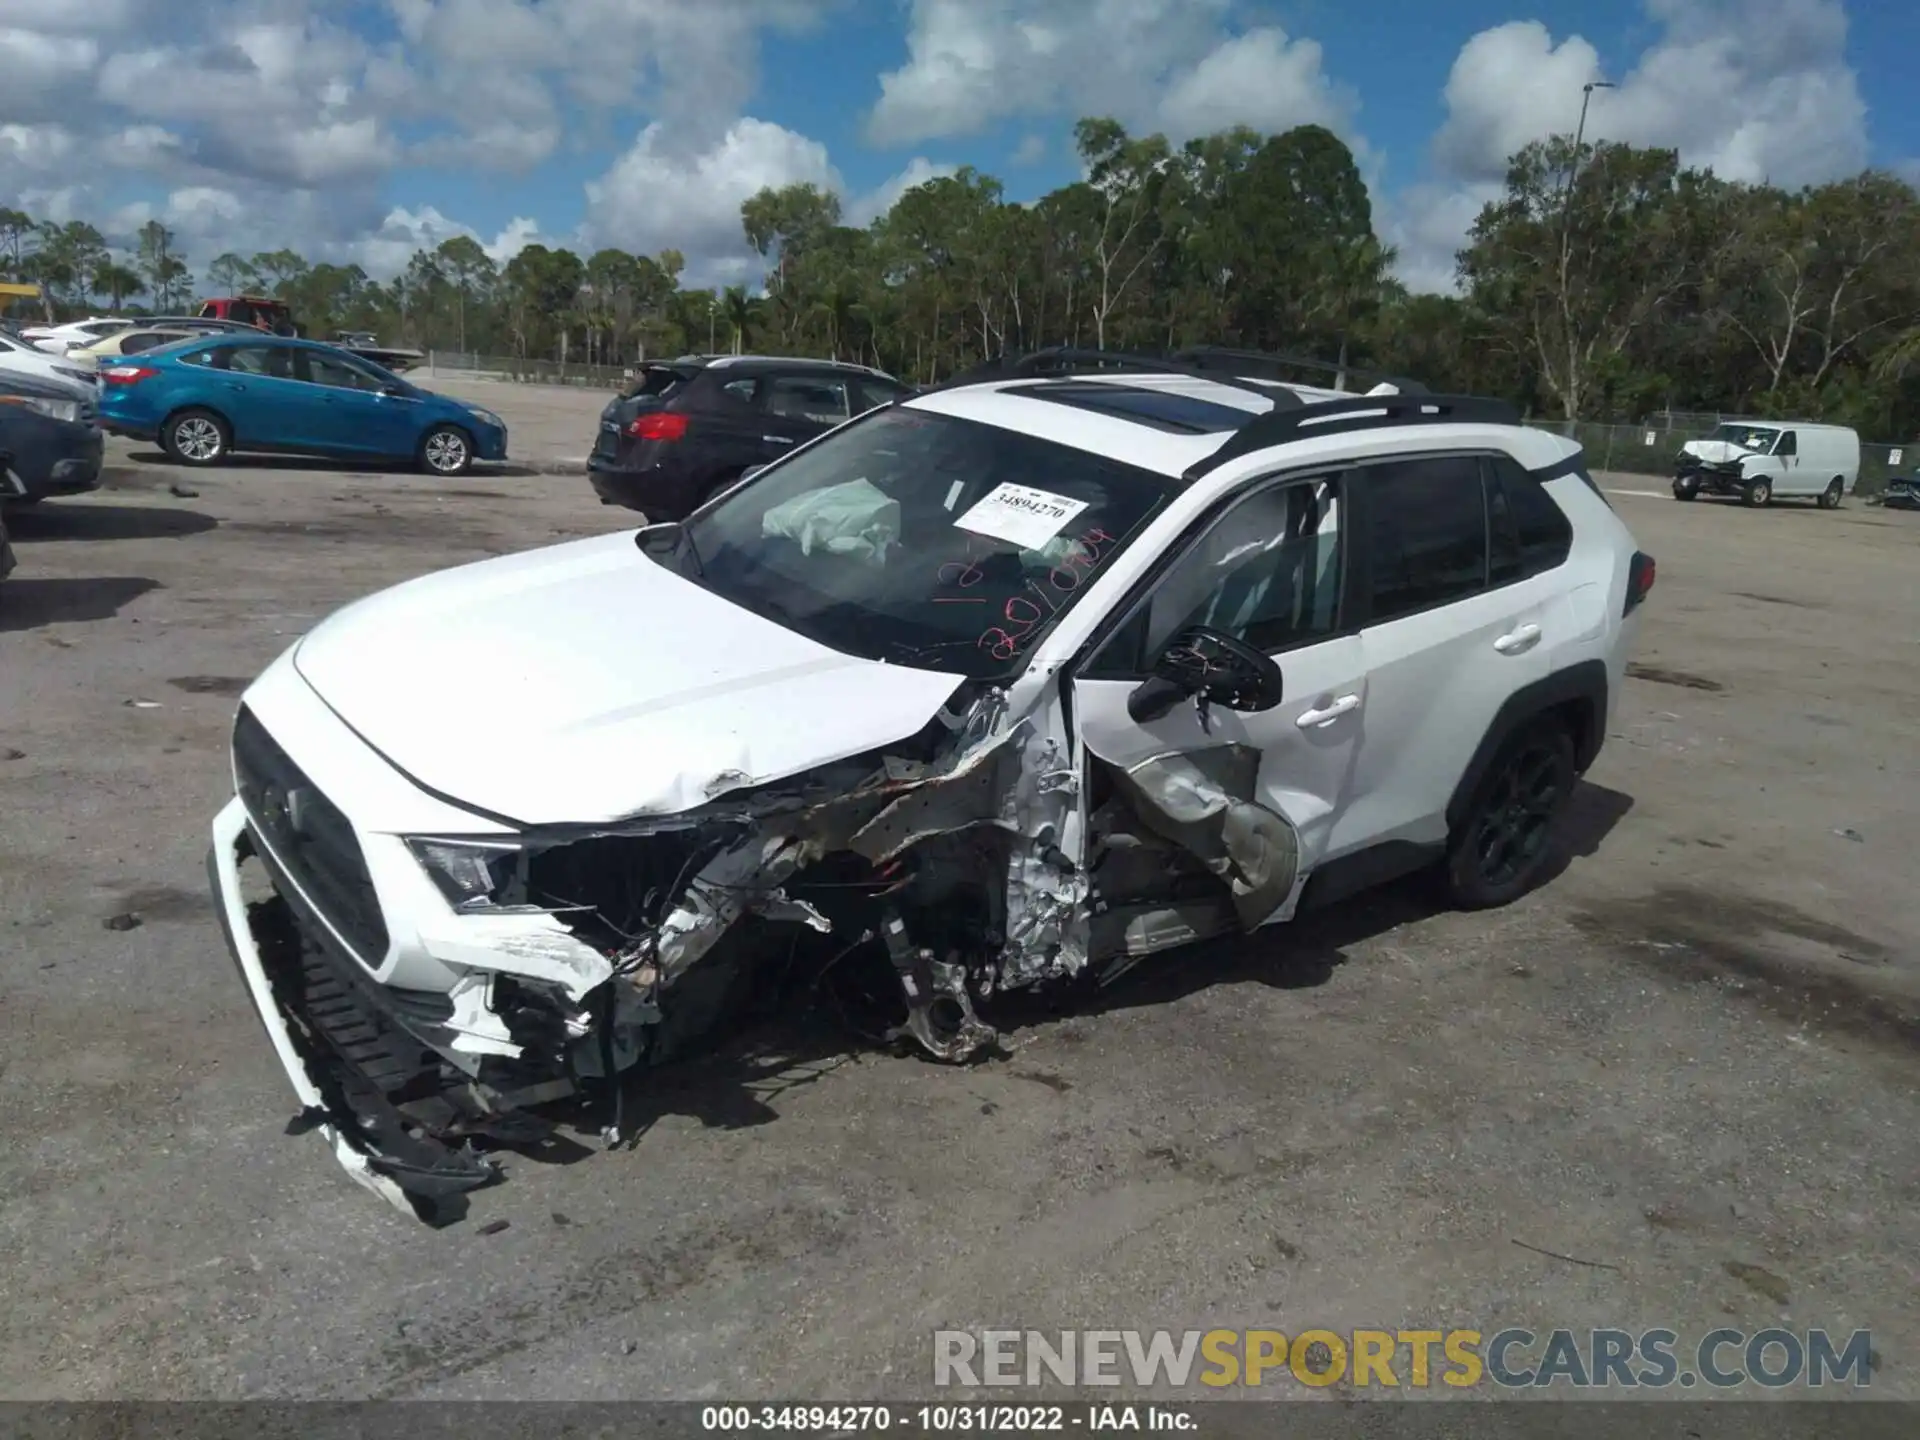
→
(0, 281, 53, 322)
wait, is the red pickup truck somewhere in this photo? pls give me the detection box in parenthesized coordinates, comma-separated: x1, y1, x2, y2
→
(198, 296, 299, 335)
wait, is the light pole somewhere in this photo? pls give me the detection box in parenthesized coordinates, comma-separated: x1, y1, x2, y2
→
(1568, 79, 1615, 194)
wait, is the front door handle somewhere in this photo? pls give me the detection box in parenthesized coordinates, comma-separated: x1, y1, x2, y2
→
(1296, 694, 1360, 728)
(1494, 623, 1542, 655)
(763, 434, 795, 445)
(225, 382, 247, 392)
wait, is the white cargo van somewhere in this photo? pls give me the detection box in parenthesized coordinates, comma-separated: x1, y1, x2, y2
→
(1672, 420, 1860, 508)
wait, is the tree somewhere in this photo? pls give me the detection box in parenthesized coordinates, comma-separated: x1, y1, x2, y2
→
(1073, 118, 1173, 349)
(136, 221, 193, 309)
(0, 208, 36, 280)
(1461, 138, 1705, 420)
(207, 252, 258, 295)
(91, 259, 143, 309)
(251, 248, 309, 295)
(435, 235, 495, 355)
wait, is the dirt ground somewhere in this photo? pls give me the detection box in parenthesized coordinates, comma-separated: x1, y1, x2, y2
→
(1, 383, 1916, 1402)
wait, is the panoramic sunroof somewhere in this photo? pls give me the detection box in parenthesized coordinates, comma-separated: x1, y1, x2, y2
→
(1002, 381, 1262, 434)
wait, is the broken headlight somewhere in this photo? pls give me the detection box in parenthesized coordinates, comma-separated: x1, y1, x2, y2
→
(406, 837, 524, 911)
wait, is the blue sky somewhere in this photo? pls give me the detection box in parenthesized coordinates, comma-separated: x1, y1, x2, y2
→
(3, 0, 1914, 292)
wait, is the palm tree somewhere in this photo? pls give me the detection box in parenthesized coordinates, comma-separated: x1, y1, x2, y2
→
(91, 260, 143, 310)
(723, 285, 762, 355)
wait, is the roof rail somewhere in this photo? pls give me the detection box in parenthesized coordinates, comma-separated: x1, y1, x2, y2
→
(1171, 345, 1429, 395)
(1184, 392, 1523, 481)
(925, 347, 1304, 407)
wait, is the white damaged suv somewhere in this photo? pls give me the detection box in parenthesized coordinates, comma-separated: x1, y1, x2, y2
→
(207, 347, 1655, 1220)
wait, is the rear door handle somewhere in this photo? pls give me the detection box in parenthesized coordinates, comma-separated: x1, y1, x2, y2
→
(1296, 694, 1360, 728)
(763, 434, 795, 445)
(1494, 624, 1542, 655)
(225, 382, 247, 392)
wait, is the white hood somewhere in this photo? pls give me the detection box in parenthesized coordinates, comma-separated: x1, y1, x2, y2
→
(292, 531, 968, 827)
(1681, 439, 1753, 465)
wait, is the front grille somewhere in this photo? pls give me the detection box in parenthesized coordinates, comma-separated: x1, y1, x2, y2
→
(233, 705, 391, 966)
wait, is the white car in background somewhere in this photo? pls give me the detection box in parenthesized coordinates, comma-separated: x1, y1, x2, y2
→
(0, 328, 98, 387)
(20, 317, 135, 355)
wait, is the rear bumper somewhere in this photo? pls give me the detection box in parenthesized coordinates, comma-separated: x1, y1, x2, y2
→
(586, 458, 711, 520)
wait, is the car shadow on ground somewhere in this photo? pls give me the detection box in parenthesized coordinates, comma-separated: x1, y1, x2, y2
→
(124, 449, 546, 479)
(534, 780, 1638, 1165)
(0, 575, 160, 631)
(5, 501, 216, 542)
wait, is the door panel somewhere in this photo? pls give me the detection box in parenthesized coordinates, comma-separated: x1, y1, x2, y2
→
(298, 350, 413, 455)
(218, 343, 310, 446)
(1330, 455, 1554, 853)
(1071, 473, 1363, 929)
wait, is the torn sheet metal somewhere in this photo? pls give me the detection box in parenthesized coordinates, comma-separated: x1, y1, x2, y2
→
(444, 972, 523, 1059)
(1109, 744, 1300, 928)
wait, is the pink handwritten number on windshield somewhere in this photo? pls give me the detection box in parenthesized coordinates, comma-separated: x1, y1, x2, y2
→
(971, 527, 1118, 661)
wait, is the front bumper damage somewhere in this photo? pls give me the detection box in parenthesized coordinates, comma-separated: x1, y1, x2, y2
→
(209, 687, 1093, 1222)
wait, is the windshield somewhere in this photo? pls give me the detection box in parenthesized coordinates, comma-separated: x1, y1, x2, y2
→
(679, 407, 1175, 679)
(1709, 423, 1780, 452)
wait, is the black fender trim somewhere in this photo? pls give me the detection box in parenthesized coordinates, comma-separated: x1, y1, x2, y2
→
(1445, 659, 1609, 835)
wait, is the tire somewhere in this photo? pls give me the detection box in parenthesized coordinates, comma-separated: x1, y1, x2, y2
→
(1818, 478, 1843, 510)
(1672, 476, 1699, 501)
(1743, 478, 1771, 507)
(162, 408, 230, 466)
(1444, 719, 1577, 910)
(418, 424, 474, 476)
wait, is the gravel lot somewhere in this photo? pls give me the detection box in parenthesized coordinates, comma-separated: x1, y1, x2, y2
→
(2, 380, 1916, 1402)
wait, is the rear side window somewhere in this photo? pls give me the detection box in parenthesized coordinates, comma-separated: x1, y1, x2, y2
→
(1361, 456, 1488, 624)
(121, 333, 166, 354)
(853, 377, 912, 412)
(1486, 456, 1573, 583)
(767, 375, 852, 424)
(624, 367, 688, 401)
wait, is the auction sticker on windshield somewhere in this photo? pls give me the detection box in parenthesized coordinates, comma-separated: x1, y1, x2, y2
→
(955, 483, 1089, 550)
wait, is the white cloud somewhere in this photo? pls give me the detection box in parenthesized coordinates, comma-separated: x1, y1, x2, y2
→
(340, 204, 544, 277)
(1394, 0, 1870, 294)
(583, 117, 840, 284)
(869, 0, 1358, 147)
(1010, 133, 1046, 166)
(847, 157, 958, 227)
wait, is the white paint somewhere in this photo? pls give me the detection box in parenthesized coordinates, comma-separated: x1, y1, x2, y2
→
(289, 530, 967, 826)
(954, 482, 1089, 550)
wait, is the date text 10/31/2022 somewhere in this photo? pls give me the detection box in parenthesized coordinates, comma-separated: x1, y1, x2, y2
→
(701, 1404, 1197, 1431)
(933, 527, 1121, 664)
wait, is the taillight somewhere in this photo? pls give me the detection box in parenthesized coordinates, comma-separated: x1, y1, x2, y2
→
(101, 365, 158, 385)
(1625, 551, 1656, 614)
(627, 411, 688, 441)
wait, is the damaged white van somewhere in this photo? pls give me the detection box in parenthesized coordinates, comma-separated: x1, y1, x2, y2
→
(207, 348, 1654, 1221)
(1672, 420, 1859, 508)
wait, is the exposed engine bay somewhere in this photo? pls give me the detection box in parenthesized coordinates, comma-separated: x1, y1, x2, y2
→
(235, 681, 1301, 1224)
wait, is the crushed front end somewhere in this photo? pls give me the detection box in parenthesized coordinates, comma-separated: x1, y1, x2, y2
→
(208, 672, 1089, 1224)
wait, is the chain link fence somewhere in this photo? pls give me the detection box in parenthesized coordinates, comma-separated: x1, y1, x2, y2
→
(1527, 420, 1912, 499)
(422, 351, 631, 390)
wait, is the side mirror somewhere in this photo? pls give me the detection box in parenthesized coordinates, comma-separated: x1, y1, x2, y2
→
(1127, 626, 1285, 724)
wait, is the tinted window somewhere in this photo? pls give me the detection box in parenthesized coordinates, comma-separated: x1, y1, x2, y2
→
(717, 376, 760, 406)
(225, 343, 293, 378)
(853, 377, 911, 413)
(1091, 476, 1343, 676)
(1776, 430, 1797, 457)
(228, 300, 257, 326)
(120, 333, 168, 354)
(1486, 457, 1572, 584)
(767, 375, 852, 425)
(1362, 456, 1487, 623)
(304, 351, 382, 390)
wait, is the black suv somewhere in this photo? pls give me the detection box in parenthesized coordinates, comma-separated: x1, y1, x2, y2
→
(588, 354, 913, 519)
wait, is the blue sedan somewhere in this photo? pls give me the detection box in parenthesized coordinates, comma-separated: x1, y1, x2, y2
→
(97, 335, 508, 475)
